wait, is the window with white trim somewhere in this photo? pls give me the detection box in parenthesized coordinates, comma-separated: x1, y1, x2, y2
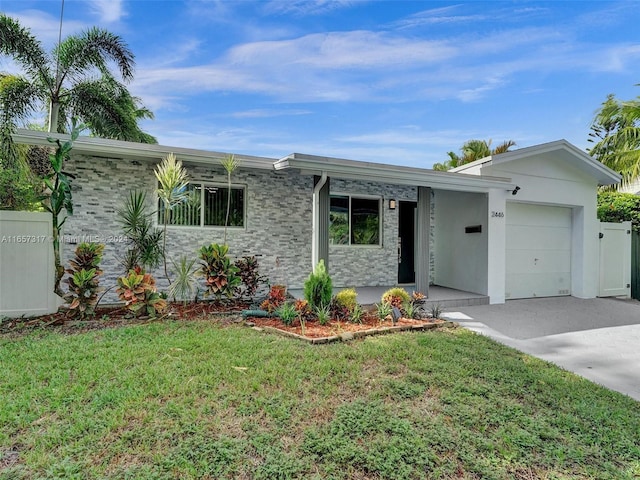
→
(158, 183, 245, 227)
(329, 195, 381, 245)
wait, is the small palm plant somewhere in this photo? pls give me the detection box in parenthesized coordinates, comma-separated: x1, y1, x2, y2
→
(155, 153, 189, 285)
(220, 154, 240, 245)
(169, 255, 199, 305)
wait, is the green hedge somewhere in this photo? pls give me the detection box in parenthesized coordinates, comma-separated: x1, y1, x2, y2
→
(597, 191, 640, 231)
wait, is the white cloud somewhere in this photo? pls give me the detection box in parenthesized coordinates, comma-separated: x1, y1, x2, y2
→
(89, 0, 126, 24)
(262, 0, 362, 17)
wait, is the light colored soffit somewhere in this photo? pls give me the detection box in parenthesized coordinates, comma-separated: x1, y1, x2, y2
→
(455, 139, 621, 186)
(11, 129, 276, 170)
(275, 153, 514, 192)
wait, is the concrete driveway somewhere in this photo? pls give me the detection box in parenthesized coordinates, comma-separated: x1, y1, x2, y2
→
(443, 297, 640, 402)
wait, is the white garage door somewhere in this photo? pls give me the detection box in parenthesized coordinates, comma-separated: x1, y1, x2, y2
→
(506, 203, 572, 299)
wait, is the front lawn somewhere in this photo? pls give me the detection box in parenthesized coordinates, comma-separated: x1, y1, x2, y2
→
(1, 321, 639, 479)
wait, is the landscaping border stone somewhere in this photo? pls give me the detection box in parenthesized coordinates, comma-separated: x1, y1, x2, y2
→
(250, 321, 456, 344)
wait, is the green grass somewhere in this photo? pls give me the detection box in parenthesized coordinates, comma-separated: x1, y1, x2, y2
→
(1, 321, 639, 479)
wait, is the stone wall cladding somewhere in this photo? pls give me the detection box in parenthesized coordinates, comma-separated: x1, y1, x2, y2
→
(328, 179, 417, 288)
(62, 155, 436, 303)
(63, 155, 313, 302)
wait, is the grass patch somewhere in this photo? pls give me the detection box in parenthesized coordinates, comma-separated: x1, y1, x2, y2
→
(1, 321, 639, 479)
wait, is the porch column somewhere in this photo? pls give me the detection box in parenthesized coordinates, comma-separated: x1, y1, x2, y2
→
(312, 174, 330, 271)
(487, 188, 506, 304)
(416, 186, 431, 296)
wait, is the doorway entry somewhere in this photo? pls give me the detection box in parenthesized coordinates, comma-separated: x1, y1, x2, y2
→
(398, 201, 417, 284)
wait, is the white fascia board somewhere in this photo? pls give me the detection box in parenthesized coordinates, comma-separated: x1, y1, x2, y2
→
(486, 139, 620, 185)
(276, 153, 515, 192)
(12, 129, 276, 171)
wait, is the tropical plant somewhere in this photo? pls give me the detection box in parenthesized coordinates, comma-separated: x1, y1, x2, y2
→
(64, 242, 104, 318)
(381, 287, 411, 309)
(116, 266, 167, 317)
(432, 139, 516, 171)
(169, 255, 199, 304)
(235, 255, 267, 299)
(276, 301, 298, 326)
(315, 304, 331, 326)
(220, 154, 240, 244)
(304, 260, 332, 310)
(0, 159, 41, 210)
(402, 300, 416, 320)
(429, 303, 444, 319)
(117, 190, 164, 271)
(260, 285, 287, 313)
(41, 120, 85, 299)
(198, 243, 241, 299)
(350, 303, 364, 324)
(588, 92, 640, 187)
(0, 14, 155, 141)
(155, 153, 189, 284)
(375, 301, 392, 321)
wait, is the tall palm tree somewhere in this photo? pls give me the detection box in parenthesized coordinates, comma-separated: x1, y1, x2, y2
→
(588, 93, 640, 186)
(433, 139, 516, 171)
(0, 13, 156, 143)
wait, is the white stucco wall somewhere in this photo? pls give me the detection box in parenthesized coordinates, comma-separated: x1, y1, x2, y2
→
(480, 156, 600, 299)
(433, 190, 488, 295)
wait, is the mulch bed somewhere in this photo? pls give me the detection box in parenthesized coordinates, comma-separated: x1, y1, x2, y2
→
(0, 300, 251, 336)
(246, 310, 451, 343)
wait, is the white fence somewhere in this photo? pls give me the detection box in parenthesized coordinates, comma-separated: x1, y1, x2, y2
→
(0, 211, 58, 317)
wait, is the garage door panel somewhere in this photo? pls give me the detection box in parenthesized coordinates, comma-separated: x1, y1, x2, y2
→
(506, 226, 571, 250)
(506, 250, 571, 274)
(506, 203, 572, 299)
(507, 203, 571, 227)
(506, 273, 571, 299)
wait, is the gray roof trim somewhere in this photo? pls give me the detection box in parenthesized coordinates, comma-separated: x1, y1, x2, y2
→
(275, 153, 515, 192)
(452, 139, 621, 186)
(12, 129, 277, 170)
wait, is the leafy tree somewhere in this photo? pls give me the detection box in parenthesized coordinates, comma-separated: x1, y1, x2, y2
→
(588, 92, 640, 187)
(433, 139, 516, 171)
(0, 13, 155, 142)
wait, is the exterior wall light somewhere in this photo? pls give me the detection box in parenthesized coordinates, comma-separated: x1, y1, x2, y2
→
(389, 199, 397, 210)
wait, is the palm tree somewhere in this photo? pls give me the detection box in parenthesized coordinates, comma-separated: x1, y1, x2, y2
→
(0, 13, 155, 142)
(433, 139, 516, 171)
(588, 93, 640, 186)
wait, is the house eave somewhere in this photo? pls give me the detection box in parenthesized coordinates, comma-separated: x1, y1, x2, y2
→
(453, 139, 621, 186)
(11, 129, 277, 170)
(276, 153, 515, 192)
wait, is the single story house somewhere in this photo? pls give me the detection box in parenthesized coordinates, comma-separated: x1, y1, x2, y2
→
(13, 131, 621, 305)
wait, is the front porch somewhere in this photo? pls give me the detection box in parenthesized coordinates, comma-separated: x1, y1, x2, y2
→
(289, 285, 489, 309)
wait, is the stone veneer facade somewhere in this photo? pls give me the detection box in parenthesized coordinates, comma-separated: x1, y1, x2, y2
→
(62, 155, 435, 303)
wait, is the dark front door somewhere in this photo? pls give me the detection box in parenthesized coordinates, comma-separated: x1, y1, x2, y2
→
(398, 201, 417, 284)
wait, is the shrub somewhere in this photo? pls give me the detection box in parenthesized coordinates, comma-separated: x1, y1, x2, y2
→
(315, 305, 331, 326)
(116, 267, 167, 317)
(276, 302, 298, 326)
(334, 288, 357, 312)
(260, 285, 286, 313)
(65, 242, 104, 318)
(350, 303, 364, 324)
(381, 287, 410, 309)
(294, 299, 313, 321)
(597, 191, 640, 231)
(235, 255, 267, 299)
(169, 255, 199, 304)
(304, 260, 332, 310)
(376, 301, 392, 321)
(199, 243, 241, 299)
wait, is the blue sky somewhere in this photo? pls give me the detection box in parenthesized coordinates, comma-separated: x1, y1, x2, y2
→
(1, 0, 640, 168)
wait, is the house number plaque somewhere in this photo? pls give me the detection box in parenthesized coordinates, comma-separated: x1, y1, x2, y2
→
(491, 211, 505, 218)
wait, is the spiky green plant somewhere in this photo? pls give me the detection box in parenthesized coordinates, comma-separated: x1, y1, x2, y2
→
(304, 260, 332, 310)
(220, 154, 240, 244)
(169, 255, 198, 305)
(155, 153, 189, 284)
(117, 190, 163, 271)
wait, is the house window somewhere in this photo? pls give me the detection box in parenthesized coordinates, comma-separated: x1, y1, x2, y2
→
(329, 195, 380, 245)
(158, 183, 245, 228)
